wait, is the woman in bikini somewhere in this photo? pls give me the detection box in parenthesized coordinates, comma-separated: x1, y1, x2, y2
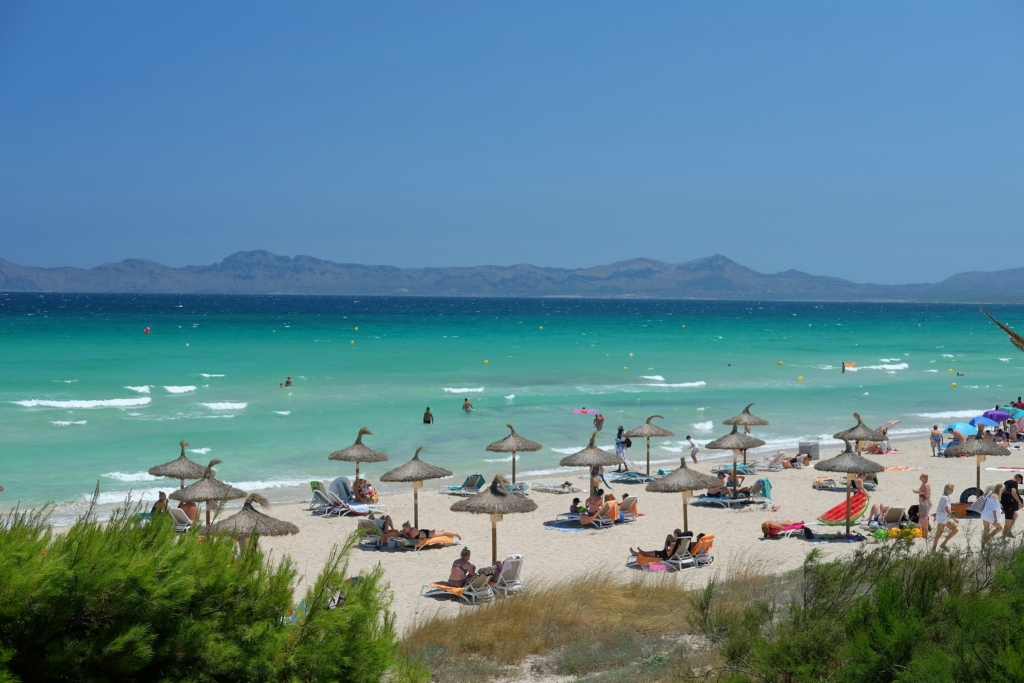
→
(400, 521, 462, 541)
(579, 490, 605, 525)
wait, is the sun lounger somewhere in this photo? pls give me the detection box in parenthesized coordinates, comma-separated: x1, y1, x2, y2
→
(391, 535, 460, 551)
(533, 481, 582, 494)
(868, 506, 907, 530)
(711, 463, 758, 476)
(619, 496, 639, 521)
(356, 518, 384, 548)
(656, 468, 675, 477)
(765, 452, 787, 471)
(608, 471, 653, 484)
(308, 481, 330, 512)
(169, 507, 193, 532)
(439, 473, 486, 496)
(763, 522, 807, 539)
(326, 491, 370, 516)
(813, 477, 837, 490)
(492, 554, 525, 597)
(421, 572, 494, 604)
(666, 534, 715, 571)
(695, 479, 769, 508)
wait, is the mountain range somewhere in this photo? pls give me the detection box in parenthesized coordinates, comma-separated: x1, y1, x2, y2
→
(2, 251, 1023, 302)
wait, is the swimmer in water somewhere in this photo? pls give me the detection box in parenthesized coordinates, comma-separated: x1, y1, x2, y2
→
(285, 376, 292, 387)
(279, 383, 284, 388)
(462, 398, 473, 413)
(423, 407, 434, 424)
(842, 362, 846, 374)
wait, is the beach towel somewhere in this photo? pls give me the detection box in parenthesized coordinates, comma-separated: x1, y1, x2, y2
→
(424, 582, 466, 598)
(417, 535, 456, 550)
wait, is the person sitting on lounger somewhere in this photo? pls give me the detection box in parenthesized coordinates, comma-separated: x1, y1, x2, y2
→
(151, 491, 169, 514)
(580, 490, 605, 525)
(707, 473, 729, 497)
(177, 500, 198, 522)
(603, 492, 622, 522)
(867, 503, 890, 524)
(438, 547, 476, 587)
(370, 514, 400, 543)
(784, 454, 810, 468)
(570, 497, 584, 514)
(400, 521, 462, 541)
(630, 528, 686, 561)
(726, 472, 753, 497)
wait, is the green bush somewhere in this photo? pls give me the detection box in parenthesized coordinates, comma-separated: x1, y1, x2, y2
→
(0, 497, 421, 683)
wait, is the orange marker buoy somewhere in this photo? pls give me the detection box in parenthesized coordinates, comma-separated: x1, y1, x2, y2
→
(143, 327, 150, 334)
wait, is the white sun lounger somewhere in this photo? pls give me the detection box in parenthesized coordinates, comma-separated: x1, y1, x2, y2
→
(421, 572, 494, 604)
(492, 554, 525, 597)
(170, 507, 192, 532)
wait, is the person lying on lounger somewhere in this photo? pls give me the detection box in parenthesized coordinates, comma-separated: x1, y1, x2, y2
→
(867, 503, 890, 524)
(630, 528, 687, 561)
(760, 520, 803, 537)
(725, 472, 753, 497)
(437, 547, 476, 587)
(400, 522, 462, 541)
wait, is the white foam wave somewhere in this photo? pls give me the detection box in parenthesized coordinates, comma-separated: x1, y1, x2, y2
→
(274, 411, 291, 415)
(443, 387, 484, 393)
(52, 420, 87, 426)
(189, 447, 211, 454)
(859, 363, 908, 371)
(916, 410, 984, 419)
(818, 365, 835, 370)
(693, 420, 714, 431)
(52, 379, 78, 383)
(201, 373, 225, 377)
(104, 471, 159, 482)
(12, 397, 151, 409)
(124, 386, 151, 393)
(550, 447, 581, 454)
(1000, 358, 1011, 362)
(645, 381, 706, 388)
(942, 354, 954, 359)
(660, 445, 683, 453)
(484, 456, 514, 463)
(505, 394, 515, 400)
(225, 477, 318, 491)
(164, 386, 197, 394)
(641, 375, 665, 381)
(924, 369, 938, 373)
(200, 402, 247, 410)
(879, 358, 902, 362)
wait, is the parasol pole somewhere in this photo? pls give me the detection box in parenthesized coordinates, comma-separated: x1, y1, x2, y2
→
(412, 480, 422, 528)
(682, 490, 692, 533)
(845, 472, 854, 535)
(490, 513, 502, 564)
(732, 450, 739, 499)
(977, 454, 985, 497)
(511, 450, 517, 484)
(646, 436, 651, 475)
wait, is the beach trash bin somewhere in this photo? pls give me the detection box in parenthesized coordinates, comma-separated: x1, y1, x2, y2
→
(798, 442, 820, 461)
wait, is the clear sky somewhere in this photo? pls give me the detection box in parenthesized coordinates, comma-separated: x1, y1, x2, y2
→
(1, 3, 1022, 283)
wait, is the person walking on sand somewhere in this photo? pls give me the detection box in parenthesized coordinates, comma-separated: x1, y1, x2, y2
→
(930, 425, 943, 456)
(614, 426, 630, 473)
(423, 407, 434, 424)
(982, 483, 1005, 547)
(913, 474, 931, 539)
(687, 436, 699, 464)
(1001, 474, 1023, 538)
(462, 398, 473, 414)
(932, 484, 959, 551)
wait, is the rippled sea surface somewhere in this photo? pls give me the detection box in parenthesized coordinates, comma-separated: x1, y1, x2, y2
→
(2, 293, 1022, 522)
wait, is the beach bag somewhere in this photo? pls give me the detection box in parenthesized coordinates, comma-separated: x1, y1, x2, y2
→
(625, 437, 632, 448)
(908, 505, 920, 523)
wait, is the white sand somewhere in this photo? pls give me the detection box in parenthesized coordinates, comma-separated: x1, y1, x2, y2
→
(262, 437, 1024, 634)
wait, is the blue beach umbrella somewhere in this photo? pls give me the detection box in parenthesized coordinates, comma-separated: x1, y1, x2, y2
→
(970, 416, 1000, 428)
(946, 422, 978, 435)
(1011, 410, 1024, 419)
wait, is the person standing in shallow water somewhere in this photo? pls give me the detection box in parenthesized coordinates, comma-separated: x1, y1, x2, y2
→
(594, 413, 605, 431)
(462, 398, 473, 413)
(423, 407, 434, 424)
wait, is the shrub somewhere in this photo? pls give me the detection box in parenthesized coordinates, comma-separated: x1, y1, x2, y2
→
(0, 496, 421, 683)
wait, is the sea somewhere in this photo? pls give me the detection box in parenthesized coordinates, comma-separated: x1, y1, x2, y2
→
(2, 293, 1022, 524)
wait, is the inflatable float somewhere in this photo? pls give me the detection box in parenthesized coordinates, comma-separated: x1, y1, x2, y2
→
(817, 491, 868, 526)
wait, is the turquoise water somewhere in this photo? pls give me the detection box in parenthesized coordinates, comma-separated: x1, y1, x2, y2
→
(2, 294, 1023, 522)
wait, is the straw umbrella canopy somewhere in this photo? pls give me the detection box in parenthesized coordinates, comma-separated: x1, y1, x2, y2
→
(380, 447, 453, 528)
(486, 424, 542, 484)
(624, 415, 675, 475)
(328, 427, 389, 482)
(723, 403, 770, 433)
(558, 432, 623, 468)
(451, 474, 537, 564)
(833, 413, 885, 453)
(646, 458, 721, 532)
(814, 439, 884, 534)
(705, 425, 766, 494)
(202, 493, 298, 545)
(946, 436, 1011, 497)
(168, 460, 247, 526)
(148, 440, 207, 489)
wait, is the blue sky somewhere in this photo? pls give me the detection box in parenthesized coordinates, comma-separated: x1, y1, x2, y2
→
(1, 3, 1022, 283)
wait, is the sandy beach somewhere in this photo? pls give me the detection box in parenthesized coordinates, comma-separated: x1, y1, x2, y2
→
(260, 436, 1024, 634)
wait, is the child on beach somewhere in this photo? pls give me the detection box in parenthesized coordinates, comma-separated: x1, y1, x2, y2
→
(570, 497, 584, 514)
(933, 484, 958, 551)
(913, 474, 931, 539)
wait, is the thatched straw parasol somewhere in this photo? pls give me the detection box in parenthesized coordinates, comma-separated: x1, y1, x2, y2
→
(451, 474, 537, 564)
(981, 308, 1024, 353)
(202, 493, 299, 544)
(168, 460, 247, 526)
(558, 432, 623, 468)
(380, 447, 453, 528)
(486, 424, 542, 484)
(624, 415, 675, 475)
(814, 439, 884, 534)
(705, 425, 766, 495)
(328, 427, 389, 481)
(646, 458, 721, 532)
(723, 403, 770, 433)
(946, 436, 1011, 498)
(833, 413, 885, 453)
(148, 440, 207, 489)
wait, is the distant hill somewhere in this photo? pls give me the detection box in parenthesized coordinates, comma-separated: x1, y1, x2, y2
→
(1, 251, 1023, 302)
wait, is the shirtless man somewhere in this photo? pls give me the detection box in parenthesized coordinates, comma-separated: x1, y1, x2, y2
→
(423, 407, 434, 424)
(462, 398, 473, 413)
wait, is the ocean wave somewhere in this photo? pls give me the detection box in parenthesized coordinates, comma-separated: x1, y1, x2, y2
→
(12, 397, 151, 409)
(104, 471, 159, 482)
(818, 365, 835, 370)
(550, 444, 616, 455)
(916, 410, 984, 419)
(164, 386, 197, 394)
(1000, 358, 1011, 362)
(660, 445, 683, 453)
(645, 381, 706, 388)
(52, 379, 78, 383)
(942, 354, 954, 358)
(124, 386, 151, 393)
(52, 420, 87, 426)
(693, 420, 714, 431)
(859, 363, 909, 371)
(443, 387, 484, 393)
(201, 373, 225, 377)
(484, 456, 513, 462)
(879, 358, 902, 362)
(189, 447, 211, 454)
(200, 402, 247, 410)
(505, 394, 515, 400)
(225, 477, 320, 491)
(924, 369, 938, 373)
(273, 411, 290, 415)
(641, 375, 665, 381)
